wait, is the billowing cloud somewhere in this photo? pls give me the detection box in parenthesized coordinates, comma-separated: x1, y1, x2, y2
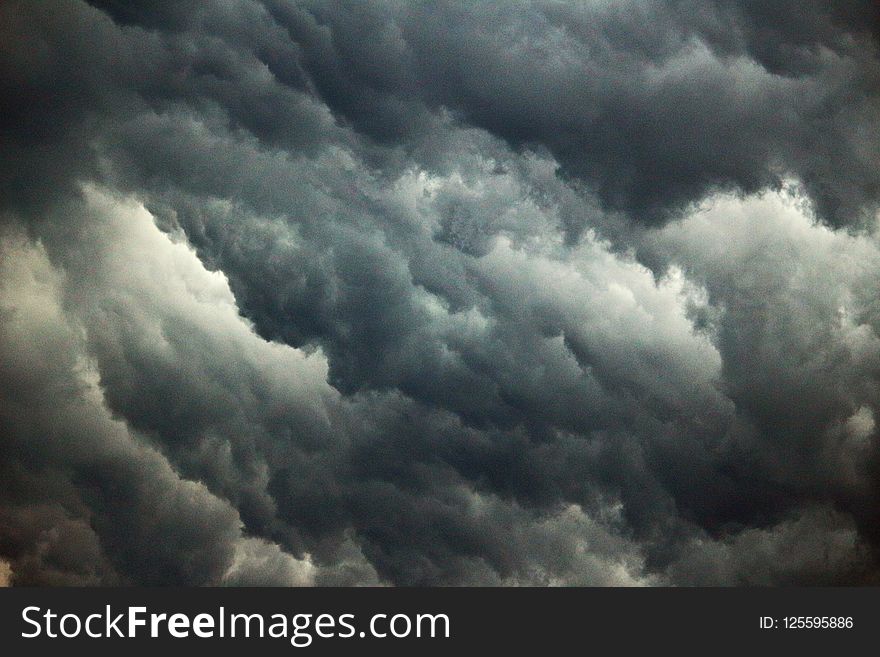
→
(0, 0, 878, 586)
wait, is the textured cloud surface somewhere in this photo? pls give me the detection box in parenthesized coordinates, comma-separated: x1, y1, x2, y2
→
(1, 0, 878, 585)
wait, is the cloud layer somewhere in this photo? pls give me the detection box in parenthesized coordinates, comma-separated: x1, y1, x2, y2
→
(1, 0, 878, 585)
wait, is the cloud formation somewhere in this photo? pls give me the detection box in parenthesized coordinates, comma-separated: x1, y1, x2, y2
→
(0, 0, 878, 585)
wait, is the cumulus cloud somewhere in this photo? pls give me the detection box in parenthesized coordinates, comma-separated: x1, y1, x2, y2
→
(0, 0, 878, 585)
(0, 214, 315, 585)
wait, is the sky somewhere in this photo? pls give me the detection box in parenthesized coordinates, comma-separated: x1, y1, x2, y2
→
(0, 0, 879, 586)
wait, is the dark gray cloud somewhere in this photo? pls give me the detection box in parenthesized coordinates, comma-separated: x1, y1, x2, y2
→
(255, 0, 880, 226)
(0, 0, 879, 586)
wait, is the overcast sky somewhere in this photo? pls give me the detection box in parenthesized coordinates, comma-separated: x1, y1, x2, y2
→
(1, 0, 879, 586)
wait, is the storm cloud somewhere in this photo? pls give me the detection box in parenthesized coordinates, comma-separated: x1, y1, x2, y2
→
(0, 0, 879, 585)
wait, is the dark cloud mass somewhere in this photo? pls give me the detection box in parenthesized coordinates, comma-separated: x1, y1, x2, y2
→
(0, 0, 879, 586)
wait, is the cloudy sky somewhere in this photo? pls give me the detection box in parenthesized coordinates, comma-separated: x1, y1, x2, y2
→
(1, 0, 879, 586)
